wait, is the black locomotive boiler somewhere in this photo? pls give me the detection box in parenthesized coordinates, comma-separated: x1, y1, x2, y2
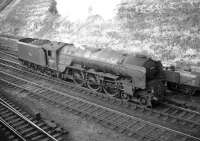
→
(16, 38, 165, 106)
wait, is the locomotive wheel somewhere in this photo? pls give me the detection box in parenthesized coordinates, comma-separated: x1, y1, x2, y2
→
(87, 74, 100, 91)
(121, 93, 131, 100)
(103, 82, 118, 96)
(40, 67, 45, 73)
(72, 70, 84, 86)
(136, 90, 150, 106)
(139, 96, 147, 106)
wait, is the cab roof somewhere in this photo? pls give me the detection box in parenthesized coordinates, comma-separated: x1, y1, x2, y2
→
(19, 38, 69, 51)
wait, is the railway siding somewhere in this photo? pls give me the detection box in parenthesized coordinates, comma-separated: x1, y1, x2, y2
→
(0, 0, 13, 12)
(0, 53, 200, 138)
(0, 66, 199, 141)
(0, 92, 65, 141)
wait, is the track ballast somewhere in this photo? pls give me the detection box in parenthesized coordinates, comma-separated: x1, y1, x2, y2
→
(0, 56, 199, 140)
(0, 93, 65, 141)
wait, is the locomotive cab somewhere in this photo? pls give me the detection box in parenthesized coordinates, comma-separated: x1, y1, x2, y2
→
(41, 41, 66, 70)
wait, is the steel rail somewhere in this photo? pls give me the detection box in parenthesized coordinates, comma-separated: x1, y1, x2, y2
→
(0, 70, 200, 141)
(0, 96, 58, 141)
(0, 50, 18, 59)
(1, 54, 200, 128)
(0, 52, 200, 140)
(0, 116, 26, 141)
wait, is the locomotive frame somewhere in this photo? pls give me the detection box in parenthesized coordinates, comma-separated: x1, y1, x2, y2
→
(15, 37, 166, 107)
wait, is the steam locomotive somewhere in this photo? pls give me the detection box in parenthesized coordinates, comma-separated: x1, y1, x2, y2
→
(0, 35, 200, 106)
(8, 37, 165, 107)
(1, 34, 199, 106)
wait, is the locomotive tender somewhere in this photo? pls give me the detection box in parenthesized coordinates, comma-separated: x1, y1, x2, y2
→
(0, 34, 23, 51)
(165, 66, 200, 95)
(16, 37, 165, 106)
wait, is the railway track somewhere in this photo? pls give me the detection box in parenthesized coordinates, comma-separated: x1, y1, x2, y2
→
(157, 102, 200, 125)
(1, 48, 200, 113)
(0, 50, 18, 63)
(0, 93, 65, 141)
(164, 98, 200, 114)
(0, 0, 13, 12)
(0, 70, 199, 141)
(0, 47, 17, 58)
(0, 53, 200, 140)
(1, 50, 200, 136)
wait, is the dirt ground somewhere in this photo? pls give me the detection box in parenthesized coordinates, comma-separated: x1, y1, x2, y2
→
(1, 87, 136, 141)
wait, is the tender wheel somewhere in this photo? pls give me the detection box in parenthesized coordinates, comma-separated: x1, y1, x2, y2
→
(167, 82, 177, 91)
(87, 74, 100, 91)
(103, 81, 119, 96)
(185, 87, 196, 96)
(40, 67, 45, 73)
(72, 70, 84, 86)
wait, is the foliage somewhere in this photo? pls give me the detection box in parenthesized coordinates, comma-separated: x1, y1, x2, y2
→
(117, 0, 200, 66)
(1, 0, 200, 67)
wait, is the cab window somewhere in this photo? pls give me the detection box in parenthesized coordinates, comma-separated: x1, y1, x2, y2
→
(48, 50, 52, 57)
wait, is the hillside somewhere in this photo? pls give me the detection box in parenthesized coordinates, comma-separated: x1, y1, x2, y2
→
(0, 0, 58, 36)
(117, 0, 200, 67)
(0, 0, 200, 67)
